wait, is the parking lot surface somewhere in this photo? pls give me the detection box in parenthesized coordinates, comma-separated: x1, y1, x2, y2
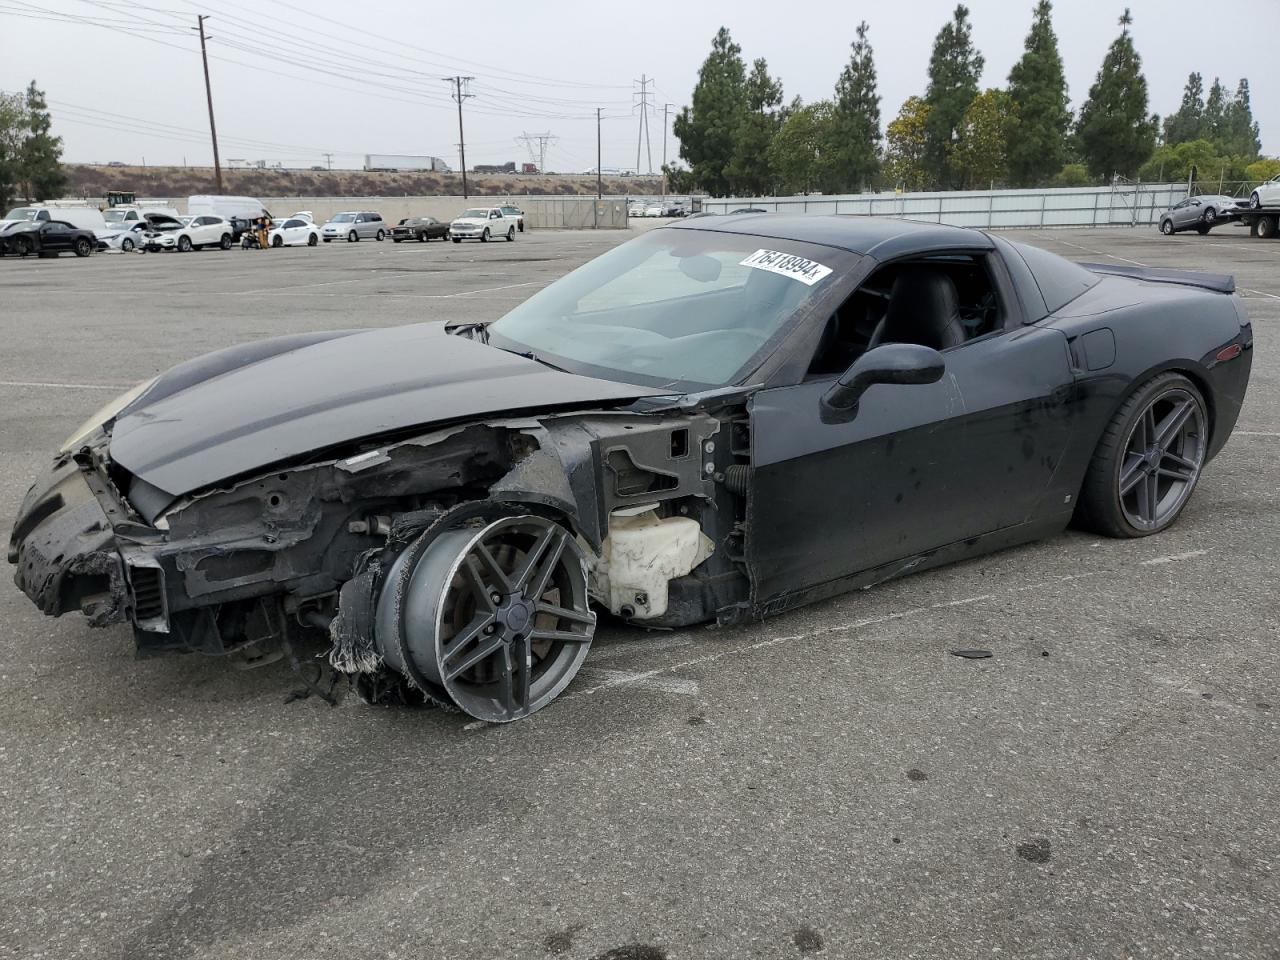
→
(1, 224, 1277, 959)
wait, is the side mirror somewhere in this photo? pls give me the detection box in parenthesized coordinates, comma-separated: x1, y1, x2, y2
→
(820, 343, 945, 424)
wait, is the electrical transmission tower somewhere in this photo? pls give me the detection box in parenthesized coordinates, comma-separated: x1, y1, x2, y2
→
(517, 131, 558, 173)
(634, 74, 653, 175)
(443, 76, 475, 197)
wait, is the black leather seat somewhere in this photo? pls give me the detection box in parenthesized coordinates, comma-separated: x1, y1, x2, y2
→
(866, 266, 967, 352)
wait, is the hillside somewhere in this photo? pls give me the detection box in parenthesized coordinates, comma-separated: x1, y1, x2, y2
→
(64, 164, 665, 199)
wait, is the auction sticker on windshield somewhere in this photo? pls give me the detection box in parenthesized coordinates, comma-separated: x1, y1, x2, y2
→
(739, 249, 833, 286)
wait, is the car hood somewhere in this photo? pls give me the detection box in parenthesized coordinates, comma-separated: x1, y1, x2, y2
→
(451, 216, 490, 226)
(321, 221, 353, 229)
(108, 323, 663, 497)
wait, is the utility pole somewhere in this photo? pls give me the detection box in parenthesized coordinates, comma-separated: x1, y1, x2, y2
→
(596, 108, 602, 199)
(444, 76, 474, 198)
(194, 15, 223, 193)
(323, 152, 333, 171)
(634, 75, 653, 175)
(661, 102, 673, 196)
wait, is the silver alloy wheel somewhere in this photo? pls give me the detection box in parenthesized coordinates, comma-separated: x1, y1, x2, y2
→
(121, 238, 134, 252)
(376, 515, 596, 722)
(1116, 386, 1206, 532)
(1204, 207, 1216, 223)
(1251, 191, 1261, 209)
(1161, 219, 1173, 235)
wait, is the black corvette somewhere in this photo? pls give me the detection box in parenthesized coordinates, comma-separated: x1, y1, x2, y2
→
(8, 215, 1253, 722)
(0, 219, 98, 257)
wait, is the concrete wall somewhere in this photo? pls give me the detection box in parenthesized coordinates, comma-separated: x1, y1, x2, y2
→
(701, 183, 1191, 228)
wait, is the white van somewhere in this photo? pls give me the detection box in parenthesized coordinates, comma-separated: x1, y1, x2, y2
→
(187, 195, 272, 221)
(1, 205, 109, 234)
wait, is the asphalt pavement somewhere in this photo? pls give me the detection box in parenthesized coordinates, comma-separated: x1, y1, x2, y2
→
(1, 222, 1277, 960)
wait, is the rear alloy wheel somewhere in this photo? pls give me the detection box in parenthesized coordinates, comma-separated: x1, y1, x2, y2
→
(121, 238, 134, 253)
(376, 229, 385, 241)
(220, 233, 232, 250)
(177, 235, 192, 252)
(1076, 373, 1207, 537)
(307, 232, 318, 246)
(374, 515, 596, 723)
(1258, 215, 1277, 239)
(75, 238, 92, 257)
(1160, 219, 1174, 235)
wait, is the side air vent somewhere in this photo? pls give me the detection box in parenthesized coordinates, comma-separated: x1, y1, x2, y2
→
(128, 563, 169, 631)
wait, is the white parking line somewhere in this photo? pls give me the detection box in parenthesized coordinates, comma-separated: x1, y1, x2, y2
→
(1141, 549, 1209, 566)
(0, 380, 127, 391)
(1034, 235, 1148, 266)
(1239, 287, 1280, 300)
(1234, 430, 1280, 437)
(229, 272, 420, 295)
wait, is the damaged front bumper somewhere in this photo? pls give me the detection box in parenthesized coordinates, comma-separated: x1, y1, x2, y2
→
(9, 455, 131, 627)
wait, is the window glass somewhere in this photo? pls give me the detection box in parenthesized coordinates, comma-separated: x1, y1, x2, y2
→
(1009, 240, 1100, 313)
(488, 229, 850, 388)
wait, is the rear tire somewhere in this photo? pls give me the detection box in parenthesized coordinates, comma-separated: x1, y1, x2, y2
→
(219, 233, 232, 250)
(1258, 215, 1277, 239)
(1160, 219, 1174, 235)
(376, 229, 385, 241)
(307, 233, 318, 246)
(1196, 223, 1210, 235)
(1250, 191, 1261, 209)
(1075, 372, 1208, 538)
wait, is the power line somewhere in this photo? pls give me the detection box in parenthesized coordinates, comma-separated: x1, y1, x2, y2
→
(517, 131, 558, 173)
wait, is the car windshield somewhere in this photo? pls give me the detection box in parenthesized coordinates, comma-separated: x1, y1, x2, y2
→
(331, 213, 356, 223)
(487, 229, 850, 389)
(5, 207, 40, 221)
(461, 208, 491, 218)
(103, 210, 127, 223)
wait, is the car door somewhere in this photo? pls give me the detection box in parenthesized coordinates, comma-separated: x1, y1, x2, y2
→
(745, 253, 1076, 605)
(1175, 199, 1200, 228)
(39, 221, 74, 252)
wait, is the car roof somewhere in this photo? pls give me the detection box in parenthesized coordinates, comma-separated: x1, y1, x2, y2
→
(665, 213, 993, 259)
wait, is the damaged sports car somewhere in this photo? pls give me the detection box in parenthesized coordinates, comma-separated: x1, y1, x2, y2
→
(9, 215, 1254, 721)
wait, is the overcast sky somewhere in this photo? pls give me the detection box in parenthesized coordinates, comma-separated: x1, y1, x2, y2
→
(1, 0, 1275, 173)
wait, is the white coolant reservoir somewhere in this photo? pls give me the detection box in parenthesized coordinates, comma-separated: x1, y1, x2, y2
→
(593, 508, 714, 619)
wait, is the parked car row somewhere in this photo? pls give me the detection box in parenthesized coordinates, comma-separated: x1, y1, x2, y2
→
(628, 199, 688, 218)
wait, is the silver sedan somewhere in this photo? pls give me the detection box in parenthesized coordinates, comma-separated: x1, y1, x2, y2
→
(1158, 195, 1239, 235)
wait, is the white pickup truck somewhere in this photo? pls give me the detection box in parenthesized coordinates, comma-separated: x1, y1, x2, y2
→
(449, 205, 521, 243)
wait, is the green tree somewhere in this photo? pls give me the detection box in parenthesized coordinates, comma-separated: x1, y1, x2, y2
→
(662, 162, 697, 194)
(828, 20, 882, 192)
(953, 89, 1018, 188)
(1245, 156, 1280, 184)
(0, 91, 25, 210)
(1050, 163, 1094, 187)
(1224, 78, 1261, 158)
(1137, 138, 1248, 186)
(884, 96, 932, 191)
(727, 58, 784, 196)
(673, 27, 747, 196)
(923, 4, 985, 189)
(1162, 72, 1204, 146)
(767, 99, 837, 195)
(1202, 77, 1228, 145)
(20, 81, 65, 201)
(1006, 0, 1070, 187)
(1075, 9, 1156, 180)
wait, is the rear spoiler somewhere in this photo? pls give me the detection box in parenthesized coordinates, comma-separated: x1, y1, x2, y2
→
(1079, 262, 1235, 294)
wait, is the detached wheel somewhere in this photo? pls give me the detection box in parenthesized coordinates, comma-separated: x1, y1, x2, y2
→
(74, 238, 92, 257)
(1076, 373, 1208, 538)
(177, 235, 192, 252)
(1160, 219, 1174, 235)
(374, 515, 596, 723)
(1258, 215, 1277, 239)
